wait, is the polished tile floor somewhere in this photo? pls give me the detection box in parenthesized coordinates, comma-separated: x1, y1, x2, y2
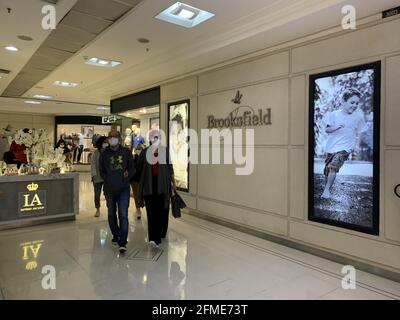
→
(0, 175, 399, 300)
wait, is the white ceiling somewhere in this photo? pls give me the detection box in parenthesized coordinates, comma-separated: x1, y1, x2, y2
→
(0, 0, 78, 95)
(1, 0, 399, 115)
(0, 96, 110, 115)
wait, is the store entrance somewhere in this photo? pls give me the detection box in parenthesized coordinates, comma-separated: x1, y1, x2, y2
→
(117, 105, 160, 150)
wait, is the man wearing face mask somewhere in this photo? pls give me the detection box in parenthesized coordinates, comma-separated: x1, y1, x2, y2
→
(99, 130, 134, 253)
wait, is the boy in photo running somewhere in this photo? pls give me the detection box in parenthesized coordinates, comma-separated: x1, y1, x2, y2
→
(321, 89, 367, 199)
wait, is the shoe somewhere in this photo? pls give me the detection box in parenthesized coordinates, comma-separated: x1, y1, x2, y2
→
(94, 209, 100, 218)
(112, 238, 119, 247)
(119, 246, 127, 254)
(149, 241, 160, 249)
(321, 191, 331, 199)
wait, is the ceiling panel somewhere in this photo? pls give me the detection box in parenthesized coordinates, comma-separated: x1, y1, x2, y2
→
(35, 47, 75, 64)
(19, 68, 52, 79)
(73, 0, 132, 21)
(41, 35, 85, 54)
(29, 56, 61, 70)
(50, 24, 97, 45)
(119, 0, 144, 6)
(60, 10, 113, 35)
(2, 0, 142, 98)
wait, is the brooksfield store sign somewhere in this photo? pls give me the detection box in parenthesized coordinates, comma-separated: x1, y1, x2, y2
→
(207, 91, 272, 129)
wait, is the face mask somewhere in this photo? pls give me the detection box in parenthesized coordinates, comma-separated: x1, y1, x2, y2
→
(109, 138, 119, 147)
(150, 137, 159, 145)
(60, 145, 65, 148)
(102, 143, 109, 149)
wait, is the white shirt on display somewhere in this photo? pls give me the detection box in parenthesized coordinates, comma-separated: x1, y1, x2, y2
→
(78, 133, 84, 146)
(324, 109, 366, 154)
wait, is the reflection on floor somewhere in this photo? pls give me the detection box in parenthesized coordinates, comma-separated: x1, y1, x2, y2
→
(0, 175, 399, 300)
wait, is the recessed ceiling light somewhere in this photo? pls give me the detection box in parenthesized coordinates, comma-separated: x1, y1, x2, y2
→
(4, 45, 19, 52)
(25, 101, 42, 105)
(84, 57, 122, 68)
(18, 35, 33, 41)
(155, 2, 214, 28)
(96, 106, 110, 110)
(178, 8, 196, 19)
(54, 80, 78, 88)
(137, 38, 150, 44)
(33, 94, 53, 99)
(0, 76, 2, 79)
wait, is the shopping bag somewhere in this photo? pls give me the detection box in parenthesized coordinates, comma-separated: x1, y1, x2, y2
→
(171, 192, 186, 218)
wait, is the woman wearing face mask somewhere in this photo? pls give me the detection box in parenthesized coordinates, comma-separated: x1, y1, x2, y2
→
(130, 143, 145, 220)
(55, 137, 70, 156)
(136, 129, 177, 248)
(91, 136, 108, 217)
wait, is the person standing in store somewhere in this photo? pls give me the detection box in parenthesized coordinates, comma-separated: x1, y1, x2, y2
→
(76, 132, 84, 163)
(91, 136, 108, 218)
(136, 129, 176, 248)
(130, 143, 145, 220)
(0, 124, 13, 161)
(99, 130, 134, 254)
(10, 128, 29, 168)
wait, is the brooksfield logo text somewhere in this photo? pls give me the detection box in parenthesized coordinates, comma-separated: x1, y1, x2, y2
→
(207, 107, 272, 129)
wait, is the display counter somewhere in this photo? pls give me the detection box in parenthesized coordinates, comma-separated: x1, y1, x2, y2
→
(0, 173, 79, 230)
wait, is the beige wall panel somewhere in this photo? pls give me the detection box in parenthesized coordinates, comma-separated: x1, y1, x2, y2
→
(0, 121, 31, 131)
(180, 194, 196, 210)
(384, 150, 400, 242)
(198, 147, 288, 216)
(187, 162, 197, 196)
(160, 102, 167, 133)
(199, 51, 289, 94)
(292, 19, 400, 73)
(33, 116, 54, 125)
(161, 77, 198, 102)
(0, 113, 32, 123)
(0, 114, 55, 146)
(290, 148, 306, 220)
(198, 79, 289, 146)
(290, 221, 400, 270)
(198, 198, 288, 236)
(385, 55, 400, 146)
(290, 75, 306, 146)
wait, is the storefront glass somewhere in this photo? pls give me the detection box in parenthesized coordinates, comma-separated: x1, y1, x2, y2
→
(56, 124, 117, 164)
(118, 105, 160, 150)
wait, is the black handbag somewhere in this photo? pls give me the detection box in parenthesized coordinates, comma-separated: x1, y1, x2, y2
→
(171, 192, 186, 218)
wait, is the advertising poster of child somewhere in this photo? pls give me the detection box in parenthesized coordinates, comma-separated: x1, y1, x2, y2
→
(309, 63, 380, 234)
(169, 101, 189, 191)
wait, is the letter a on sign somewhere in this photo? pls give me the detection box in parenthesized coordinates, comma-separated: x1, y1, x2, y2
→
(342, 5, 356, 30)
(42, 5, 56, 30)
(42, 265, 56, 290)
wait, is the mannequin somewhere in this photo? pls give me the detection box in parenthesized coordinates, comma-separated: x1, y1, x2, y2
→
(72, 133, 84, 163)
(133, 127, 144, 148)
(131, 124, 138, 135)
(124, 128, 133, 150)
